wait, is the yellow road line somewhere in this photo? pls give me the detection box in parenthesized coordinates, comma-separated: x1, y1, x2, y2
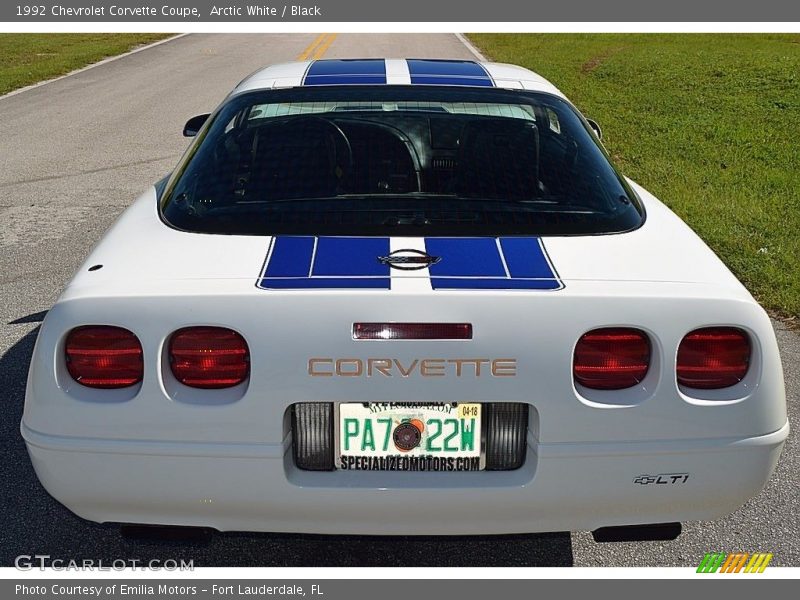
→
(311, 33, 338, 60)
(296, 33, 337, 61)
(296, 33, 328, 61)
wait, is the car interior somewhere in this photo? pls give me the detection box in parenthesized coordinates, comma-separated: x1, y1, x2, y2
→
(194, 109, 596, 205)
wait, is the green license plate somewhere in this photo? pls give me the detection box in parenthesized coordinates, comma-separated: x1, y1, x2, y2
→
(337, 402, 482, 471)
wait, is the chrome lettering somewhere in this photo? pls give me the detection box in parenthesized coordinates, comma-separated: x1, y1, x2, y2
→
(308, 358, 517, 377)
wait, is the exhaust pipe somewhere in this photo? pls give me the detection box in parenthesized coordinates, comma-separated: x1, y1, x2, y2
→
(120, 524, 214, 543)
(592, 522, 681, 543)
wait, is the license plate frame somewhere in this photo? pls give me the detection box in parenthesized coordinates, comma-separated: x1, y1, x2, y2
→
(336, 402, 483, 472)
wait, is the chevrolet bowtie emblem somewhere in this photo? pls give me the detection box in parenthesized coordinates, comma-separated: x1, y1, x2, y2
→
(378, 248, 441, 271)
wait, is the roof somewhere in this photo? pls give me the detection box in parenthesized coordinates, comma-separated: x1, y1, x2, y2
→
(233, 59, 566, 98)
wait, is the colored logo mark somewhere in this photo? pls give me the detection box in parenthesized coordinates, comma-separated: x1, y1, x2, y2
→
(696, 552, 773, 573)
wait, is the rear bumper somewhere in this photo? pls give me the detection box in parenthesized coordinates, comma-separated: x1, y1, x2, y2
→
(21, 420, 789, 535)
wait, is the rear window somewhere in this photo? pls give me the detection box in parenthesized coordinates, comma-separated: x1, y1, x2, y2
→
(161, 86, 643, 236)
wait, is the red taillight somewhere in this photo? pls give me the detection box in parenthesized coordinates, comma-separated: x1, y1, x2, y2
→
(353, 322, 473, 340)
(574, 328, 651, 390)
(65, 326, 143, 389)
(677, 327, 750, 389)
(169, 327, 249, 389)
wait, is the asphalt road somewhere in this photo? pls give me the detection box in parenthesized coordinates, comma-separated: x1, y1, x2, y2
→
(0, 33, 797, 568)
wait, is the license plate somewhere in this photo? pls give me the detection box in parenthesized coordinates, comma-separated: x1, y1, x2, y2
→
(338, 403, 482, 471)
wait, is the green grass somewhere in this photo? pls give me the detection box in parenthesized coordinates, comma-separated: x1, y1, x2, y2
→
(0, 34, 172, 96)
(469, 34, 800, 320)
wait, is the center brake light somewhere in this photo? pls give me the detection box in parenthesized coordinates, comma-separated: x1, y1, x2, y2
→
(353, 322, 473, 340)
(169, 327, 250, 389)
(574, 328, 651, 390)
(65, 326, 143, 389)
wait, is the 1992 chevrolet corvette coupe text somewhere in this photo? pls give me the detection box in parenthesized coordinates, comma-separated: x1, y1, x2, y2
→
(21, 59, 788, 538)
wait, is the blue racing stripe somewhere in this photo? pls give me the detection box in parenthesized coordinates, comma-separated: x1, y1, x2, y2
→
(311, 237, 389, 277)
(499, 237, 558, 279)
(262, 236, 315, 277)
(257, 236, 560, 291)
(303, 59, 387, 86)
(426, 238, 506, 277)
(257, 236, 390, 289)
(428, 278, 559, 290)
(259, 278, 389, 289)
(425, 237, 561, 290)
(409, 76, 493, 87)
(407, 59, 494, 87)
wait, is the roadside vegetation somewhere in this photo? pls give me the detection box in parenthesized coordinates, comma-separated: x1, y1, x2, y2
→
(469, 34, 800, 320)
(0, 34, 171, 96)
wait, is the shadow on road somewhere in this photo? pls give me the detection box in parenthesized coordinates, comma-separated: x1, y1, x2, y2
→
(1, 325, 573, 567)
(8, 311, 47, 324)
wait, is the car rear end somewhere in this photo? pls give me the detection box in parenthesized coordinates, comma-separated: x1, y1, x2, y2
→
(21, 63, 789, 535)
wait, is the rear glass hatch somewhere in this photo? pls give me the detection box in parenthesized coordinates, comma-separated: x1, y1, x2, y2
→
(161, 86, 643, 237)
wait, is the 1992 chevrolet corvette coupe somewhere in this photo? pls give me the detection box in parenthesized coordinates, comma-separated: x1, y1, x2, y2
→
(22, 59, 788, 538)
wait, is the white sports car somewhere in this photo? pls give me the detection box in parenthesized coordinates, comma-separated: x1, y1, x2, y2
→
(22, 59, 788, 540)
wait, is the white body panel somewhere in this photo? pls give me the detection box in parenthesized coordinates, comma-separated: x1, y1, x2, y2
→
(22, 61, 788, 535)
